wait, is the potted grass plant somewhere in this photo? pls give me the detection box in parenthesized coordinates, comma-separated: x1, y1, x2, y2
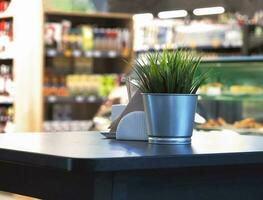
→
(132, 49, 208, 144)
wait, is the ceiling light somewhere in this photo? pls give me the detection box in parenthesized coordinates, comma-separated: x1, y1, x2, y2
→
(133, 13, 153, 21)
(158, 10, 188, 19)
(193, 6, 225, 16)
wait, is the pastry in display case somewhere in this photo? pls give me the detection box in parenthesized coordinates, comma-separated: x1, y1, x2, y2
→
(198, 117, 263, 130)
(229, 85, 263, 95)
(199, 83, 263, 97)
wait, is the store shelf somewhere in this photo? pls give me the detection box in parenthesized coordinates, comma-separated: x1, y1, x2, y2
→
(199, 94, 263, 102)
(43, 120, 93, 132)
(43, 9, 133, 126)
(46, 49, 126, 59)
(202, 55, 263, 63)
(135, 46, 241, 54)
(0, 96, 13, 104)
(0, 12, 12, 19)
(0, 37, 14, 60)
(0, 45, 14, 60)
(1, 0, 132, 131)
(44, 10, 132, 20)
(0, 52, 13, 60)
(45, 96, 105, 104)
(0, 0, 14, 19)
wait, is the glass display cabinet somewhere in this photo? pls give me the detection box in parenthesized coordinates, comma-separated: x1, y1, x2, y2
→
(197, 56, 263, 132)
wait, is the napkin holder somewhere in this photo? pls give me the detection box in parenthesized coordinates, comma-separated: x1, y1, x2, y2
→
(109, 91, 147, 141)
(116, 111, 147, 141)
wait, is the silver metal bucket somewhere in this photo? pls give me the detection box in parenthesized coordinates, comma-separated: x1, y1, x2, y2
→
(142, 93, 198, 145)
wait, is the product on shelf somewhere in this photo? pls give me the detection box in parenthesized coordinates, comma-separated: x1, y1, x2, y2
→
(199, 83, 263, 96)
(0, 106, 13, 133)
(0, 64, 13, 96)
(43, 12, 133, 127)
(49, 56, 93, 75)
(44, 74, 69, 97)
(81, 25, 93, 51)
(199, 83, 223, 96)
(74, 57, 93, 74)
(249, 10, 263, 26)
(199, 117, 263, 130)
(199, 117, 227, 129)
(44, 74, 118, 98)
(0, 18, 13, 56)
(66, 74, 117, 97)
(233, 118, 263, 129)
(45, 20, 131, 57)
(230, 85, 263, 95)
(45, 22, 63, 51)
(0, 0, 10, 13)
(134, 19, 242, 51)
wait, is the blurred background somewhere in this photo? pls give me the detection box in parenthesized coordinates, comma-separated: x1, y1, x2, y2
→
(0, 0, 263, 134)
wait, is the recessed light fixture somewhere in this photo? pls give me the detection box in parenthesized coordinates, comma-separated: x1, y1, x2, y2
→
(158, 10, 188, 19)
(193, 6, 225, 16)
(133, 13, 154, 21)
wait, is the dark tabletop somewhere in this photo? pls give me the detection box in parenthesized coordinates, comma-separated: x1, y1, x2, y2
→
(1, 131, 263, 172)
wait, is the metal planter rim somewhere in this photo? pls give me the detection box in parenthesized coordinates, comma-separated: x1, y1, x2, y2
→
(141, 93, 198, 96)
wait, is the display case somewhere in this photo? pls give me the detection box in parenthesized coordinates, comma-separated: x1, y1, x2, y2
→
(197, 56, 263, 133)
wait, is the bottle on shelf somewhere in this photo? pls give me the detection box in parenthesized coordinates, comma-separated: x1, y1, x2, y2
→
(81, 25, 94, 51)
(57, 76, 68, 97)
